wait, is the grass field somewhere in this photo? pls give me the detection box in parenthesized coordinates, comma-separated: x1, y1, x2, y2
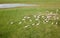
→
(0, 0, 60, 3)
(0, 0, 60, 38)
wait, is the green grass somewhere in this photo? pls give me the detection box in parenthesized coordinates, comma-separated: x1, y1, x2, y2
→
(0, 7, 60, 38)
(0, 0, 60, 4)
(0, 0, 60, 38)
(0, 0, 60, 3)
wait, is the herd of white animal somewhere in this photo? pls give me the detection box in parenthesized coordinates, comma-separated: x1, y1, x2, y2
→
(9, 9, 60, 28)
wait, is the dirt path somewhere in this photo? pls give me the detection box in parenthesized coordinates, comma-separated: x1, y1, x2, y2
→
(0, 3, 60, 9)
(0, 3, 37, 8)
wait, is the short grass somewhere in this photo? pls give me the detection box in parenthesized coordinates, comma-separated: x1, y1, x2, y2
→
(0, 0, 60, 4)
(0, 0, 60, 38)
(0, 7, 60, 38)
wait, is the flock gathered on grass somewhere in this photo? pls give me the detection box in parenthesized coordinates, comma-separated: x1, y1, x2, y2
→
(9, 9, 60, 28)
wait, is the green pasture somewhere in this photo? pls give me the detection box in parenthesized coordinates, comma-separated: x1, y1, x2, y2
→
(0, 0, 60, 38)
(0, 7, 60, 38)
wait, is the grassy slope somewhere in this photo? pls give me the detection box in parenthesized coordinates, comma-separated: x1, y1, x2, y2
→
(0, 0, 60, 4)
(0, 7, 60, 38)
(0, 0, 60, 38)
